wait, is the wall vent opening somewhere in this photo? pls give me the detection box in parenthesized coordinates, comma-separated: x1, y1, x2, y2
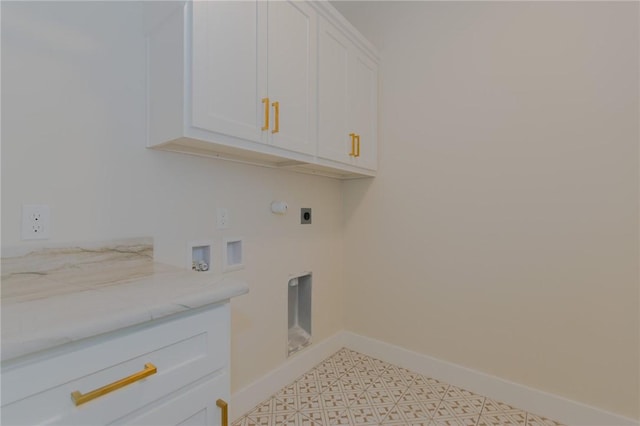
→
(288, 272, 312, 356)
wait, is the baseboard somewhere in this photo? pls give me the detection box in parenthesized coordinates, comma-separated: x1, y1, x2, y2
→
(343, 331, 638, 426)
(230, 331, 348, 421)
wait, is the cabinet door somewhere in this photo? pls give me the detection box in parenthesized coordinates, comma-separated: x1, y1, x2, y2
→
(191, 1, 267, 144)
(120, 373, 228, 426)
(317, 18, 352, 164)
(349, 51, 378, 170)
(267, 1, 317, 155)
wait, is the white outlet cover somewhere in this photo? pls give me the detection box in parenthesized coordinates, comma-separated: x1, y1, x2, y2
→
(22, 204, 51, 240)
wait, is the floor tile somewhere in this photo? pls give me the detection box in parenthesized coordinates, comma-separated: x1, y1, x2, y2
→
(299, 391, 351, 418)
(384, 420, 432, 426)
(398, 396, 442, 419)
(526, 413, 565, 426)
(410, 375, 450, 400)
(377, 364, 416, 388)
(350, 356, 390, 377)
(275, 386, 309, 410)
(477, 411, 528, 426)
(324, 409, 353, 425)
(480, 398, 521, 415)
(321, 381, 364, 407)
(249, 396, 297, 417)
(332, 406, 380, 425)
(297, 406, 344, 425)
(232, 348, 566, 426)
(436, 386, 485, 417)
(388, 400, 436, 423)
(366, 374, 409, 400)
(241, 397, 297, 426)
(314, 358, 349, 381)
(348, 389, 396, 422)
(429, 414, 480, 426)
(280, 412, 321, 426)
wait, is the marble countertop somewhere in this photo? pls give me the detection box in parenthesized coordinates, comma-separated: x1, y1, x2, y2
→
(1, 238, 249, 362)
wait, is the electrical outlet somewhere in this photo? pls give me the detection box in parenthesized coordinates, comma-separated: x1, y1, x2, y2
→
(217, 207, 230, 229)
(301, 208, 312, 224)
(22, 204, 51, 240)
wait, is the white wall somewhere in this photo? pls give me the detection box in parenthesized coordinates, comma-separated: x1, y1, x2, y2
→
(0, 1, 345, 392)
(4, 1, 639, 420)
(336, 1, 639, 420)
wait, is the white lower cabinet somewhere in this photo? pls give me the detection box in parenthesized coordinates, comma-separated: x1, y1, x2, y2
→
(119, 373, 228, 426)
(1, 303, 231, 426)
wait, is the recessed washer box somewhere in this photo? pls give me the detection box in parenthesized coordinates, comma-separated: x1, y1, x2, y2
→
(188, 240, 212, 272)
(223, 238, 244, 272)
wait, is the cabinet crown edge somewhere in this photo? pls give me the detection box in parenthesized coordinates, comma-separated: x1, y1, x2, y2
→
(311, 0, 380, 63)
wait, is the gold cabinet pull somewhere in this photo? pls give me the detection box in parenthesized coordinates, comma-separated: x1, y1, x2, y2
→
(349, 133, 356, 156)
(261, 98, 270, 131)
(355, 134, 361, 157)
(271, 101, 280, 134)
(70, 363, 157, 406)
(216, 399, 229, 426)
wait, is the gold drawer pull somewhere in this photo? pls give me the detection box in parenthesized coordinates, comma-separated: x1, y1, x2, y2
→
(216, 399, 228, 426)
(71, 363, 157, 406)
(271, 101, 280, 134)
(261, 97, 269, 131)
(349, 133, 356, 156)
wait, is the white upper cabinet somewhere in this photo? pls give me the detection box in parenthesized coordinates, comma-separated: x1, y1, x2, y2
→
(318, 18, 351, 166)
(318, 16, 378, 171)
(191, 1, 266, 144)
(267, 1, 317, 156)
(349, 50, 378, 170)
(146, 1, 377, 179)
(191, 0, 316, 155)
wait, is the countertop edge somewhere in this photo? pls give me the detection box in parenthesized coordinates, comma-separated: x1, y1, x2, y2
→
(1, 279, 249, 364)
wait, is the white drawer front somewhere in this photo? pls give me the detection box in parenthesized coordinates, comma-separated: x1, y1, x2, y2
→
(2, 304, 229, 426)
(116, 372, 228, 426)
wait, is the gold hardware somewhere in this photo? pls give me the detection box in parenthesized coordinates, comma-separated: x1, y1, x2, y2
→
(216, 399, 228, 426)
(272, 101, 280, 134)
(70, 363, 157, 406)
(355, 134, 361, 157)
(349, 133, 356, 156)
(261, 98, 269, 131)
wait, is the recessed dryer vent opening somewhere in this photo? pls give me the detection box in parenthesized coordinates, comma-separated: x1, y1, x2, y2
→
(288, 273, 311, 357)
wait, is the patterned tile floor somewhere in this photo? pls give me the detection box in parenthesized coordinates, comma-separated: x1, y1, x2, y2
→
(233, 348, 565, 426)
